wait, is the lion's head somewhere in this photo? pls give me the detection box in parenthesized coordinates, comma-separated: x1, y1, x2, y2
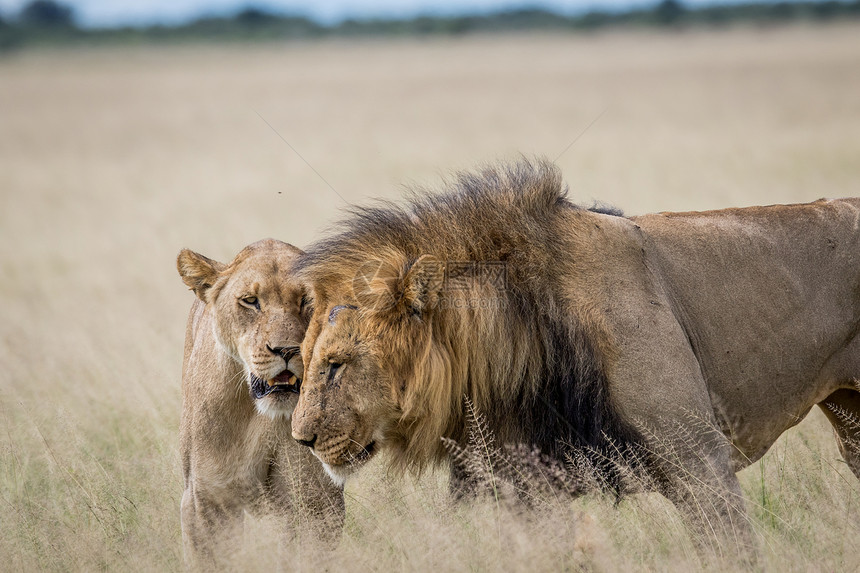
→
(177, 238, 307, 419)
(292, 254, 449, 484)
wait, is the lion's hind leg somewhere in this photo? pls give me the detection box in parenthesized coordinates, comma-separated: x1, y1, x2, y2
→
(819, 387, 860, 480)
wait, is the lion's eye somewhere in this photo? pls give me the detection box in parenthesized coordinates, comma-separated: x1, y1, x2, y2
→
(327, 361, 343, 381)
(240, 296, 259, 309)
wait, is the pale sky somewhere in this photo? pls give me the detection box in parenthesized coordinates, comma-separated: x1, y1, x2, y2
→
(0, 0, 659, 27)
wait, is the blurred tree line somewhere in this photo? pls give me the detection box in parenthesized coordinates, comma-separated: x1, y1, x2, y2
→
(2, 0, 860, 51)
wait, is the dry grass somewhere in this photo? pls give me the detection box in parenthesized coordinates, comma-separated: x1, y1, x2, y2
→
(1, 24, 859, 571)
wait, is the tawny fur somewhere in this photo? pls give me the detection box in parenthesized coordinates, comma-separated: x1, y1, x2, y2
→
(177, 239, 344, 568)
(290, 159, 860, 558)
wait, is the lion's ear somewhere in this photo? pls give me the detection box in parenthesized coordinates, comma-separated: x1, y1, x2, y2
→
(401, 255, 444, 318)
(177, 249, 226, 302)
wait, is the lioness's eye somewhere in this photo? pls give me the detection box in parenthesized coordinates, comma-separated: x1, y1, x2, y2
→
(241, 296, 259, 309)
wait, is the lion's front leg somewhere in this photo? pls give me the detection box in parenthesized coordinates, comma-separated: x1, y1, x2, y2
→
(620, 375, 758, 562)
(646, 425, 757, 561)
(601, 290, 758, 561)
(180, 483, 244, 570)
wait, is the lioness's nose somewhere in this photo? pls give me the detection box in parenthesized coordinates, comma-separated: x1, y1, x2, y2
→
(267, 345, 299, 360)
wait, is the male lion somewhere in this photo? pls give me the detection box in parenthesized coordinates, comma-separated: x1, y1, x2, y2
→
(290, 159, 860, 557)
(177, 239, 344, 567)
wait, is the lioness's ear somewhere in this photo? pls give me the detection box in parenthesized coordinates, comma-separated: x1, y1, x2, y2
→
(401, 255, 444, 318)
(177, 249, 226, 302)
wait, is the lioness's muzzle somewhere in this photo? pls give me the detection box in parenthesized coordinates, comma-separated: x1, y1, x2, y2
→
(250, 373, 301, 399)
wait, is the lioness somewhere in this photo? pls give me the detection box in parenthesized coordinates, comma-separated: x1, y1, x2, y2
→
(290, 159, 860, 557)
(177, 239, 344, 566)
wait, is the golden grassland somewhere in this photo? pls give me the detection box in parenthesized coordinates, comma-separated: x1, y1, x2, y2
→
(1, 24, 859, 571)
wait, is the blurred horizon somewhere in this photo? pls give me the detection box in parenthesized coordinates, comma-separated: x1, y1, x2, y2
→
(0, 0, 852, 28)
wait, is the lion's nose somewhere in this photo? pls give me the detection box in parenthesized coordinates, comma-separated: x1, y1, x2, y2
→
(295, 434, 317, 449)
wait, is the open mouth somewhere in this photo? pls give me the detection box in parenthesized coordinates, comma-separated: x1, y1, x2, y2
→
(249, 371, 301, 400)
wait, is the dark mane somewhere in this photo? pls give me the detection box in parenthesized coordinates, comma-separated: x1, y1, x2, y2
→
(298, 158, 573, 278)
(296, 157, 643, 490)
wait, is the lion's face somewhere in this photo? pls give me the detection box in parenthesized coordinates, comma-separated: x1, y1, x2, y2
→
(178, 240, 307, 419)
(292, 256, 441, 484)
